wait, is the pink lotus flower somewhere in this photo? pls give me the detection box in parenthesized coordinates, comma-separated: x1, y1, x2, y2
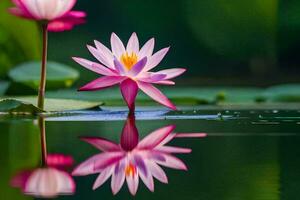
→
(11, 154, 76, 198)
(9, 0, 86, 32)
(73, 33, 186, 112)
(72, 117, 206, 195)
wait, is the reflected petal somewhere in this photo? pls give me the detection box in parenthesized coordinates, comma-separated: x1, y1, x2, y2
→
(138, 125, 175, 149)
(146, 161, 168, 183)
(93, 167, 114, 190)
(111, 161, 126, 195)
(80, 137, 120, 152)
(120, 115, 139, 151)
(154, 153, 188, 170)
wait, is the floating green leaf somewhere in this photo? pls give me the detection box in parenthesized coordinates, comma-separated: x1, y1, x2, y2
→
(9, 61, 79, 90)
(0, 99, 43, 114)
(263, 84, 300, 102)
(0, 98, 102, 114)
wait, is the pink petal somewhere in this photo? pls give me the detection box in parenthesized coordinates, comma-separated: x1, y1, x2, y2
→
(144, 47, 169, 71)
(155, 68, 186, 79)
(86, 45, 115, 70)
(137, 81, 177, 110)
(126, 172, 139, 196)
(113, 57, 126, 74)
(79, 76, 125, 91)
(120, 114, 139, 151)
(46, 154, 74, 168)
(138, 73, 166, 83)
(138, 125, 175, 149)
(94, 40, 114, 68)
(146, 161, 168, 183)
(154, 153, 188, 170)
(126, 32, 139, 54)
(80, 137, 120, 152)
(175, 133, 207, 138)
(138, 38, 155, 58)
(52, 0, 76, 19)
(47, 11, 86, 32)
(48, 21, 74, 32)
(19, 0, 42, 19)
(154, 80, 175, 85)
(11, 170, 32, 190)
(111, 161, 126, 195)
(156, 146, 192, 154)
(9, 7, 34, 19)
(65, 11, 86, 18)
(72, 57, 117, 76)
(120, 79, 138, 113)
(111, 33, 126, 59)
(128, 57, 147, 77)
(93, 167, 114, 190)
(37, 0, 58, 20)
(11, 0, 35, 18)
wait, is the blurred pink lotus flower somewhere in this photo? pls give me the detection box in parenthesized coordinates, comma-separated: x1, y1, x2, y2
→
(72, 117, 206, 195)
(47, 154, 74, 168)
(73, 33, 186, 112)
(11, 154, 75, 198)
(9, 0, 86, 31)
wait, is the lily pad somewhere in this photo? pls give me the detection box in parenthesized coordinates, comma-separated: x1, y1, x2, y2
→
(0, 81, 9, 95)
(263, 84, 300, 102)
(46, 87, 263, 106)
(0, 98, 102, 114)
(8, 61, 79, 90)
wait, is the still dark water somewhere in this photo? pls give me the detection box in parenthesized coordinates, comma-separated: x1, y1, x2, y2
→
(1, 108, 300, 200)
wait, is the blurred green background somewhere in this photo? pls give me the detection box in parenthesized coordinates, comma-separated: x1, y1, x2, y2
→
(45, 0, 300, 85)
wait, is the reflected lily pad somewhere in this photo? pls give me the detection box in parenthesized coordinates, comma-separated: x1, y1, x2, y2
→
(9, 61, 79, 91)
(0, 98, 102, 114)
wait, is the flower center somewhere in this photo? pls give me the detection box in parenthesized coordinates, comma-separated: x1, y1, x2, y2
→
(125, 163, 136, 177)
(120, 52, 138, 70)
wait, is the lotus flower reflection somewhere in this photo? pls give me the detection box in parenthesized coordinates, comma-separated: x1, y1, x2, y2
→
(72, 116, 206, 195)
(73, 33, 186, 112)
(9, 0, 86, 32)
(11, 154, 75, 198)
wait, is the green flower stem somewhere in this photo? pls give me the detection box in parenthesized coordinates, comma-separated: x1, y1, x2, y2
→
(37, 23, 48, 110)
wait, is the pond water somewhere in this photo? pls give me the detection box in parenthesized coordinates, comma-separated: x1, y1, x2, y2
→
(1, 107, 300, 200)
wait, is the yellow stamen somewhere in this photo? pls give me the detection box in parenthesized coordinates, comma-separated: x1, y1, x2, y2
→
(120, 52, 138, 70)
(125, 163, 136, 177)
